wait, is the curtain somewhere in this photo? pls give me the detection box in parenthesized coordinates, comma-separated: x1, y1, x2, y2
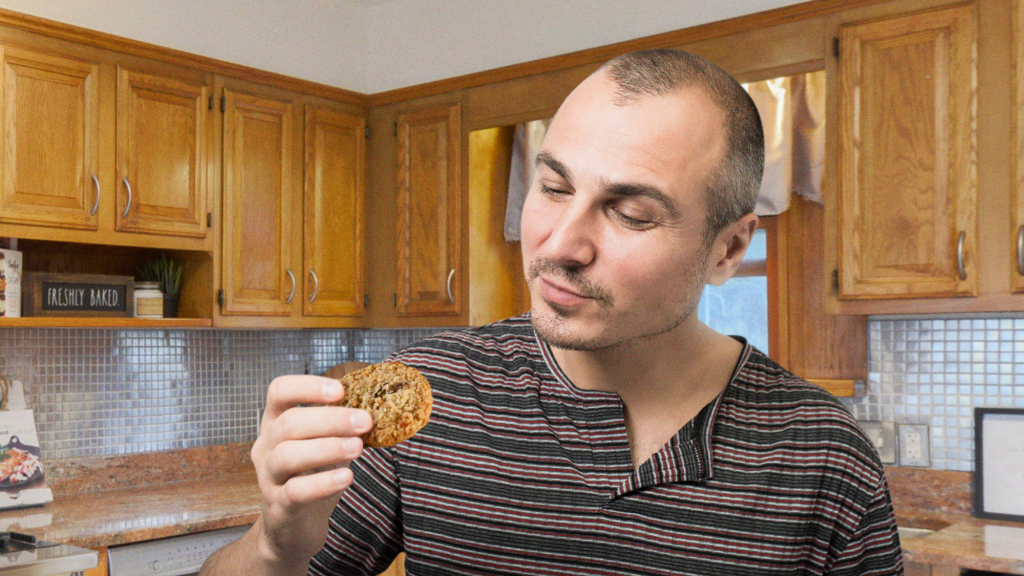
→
(744, 70, 826, 215)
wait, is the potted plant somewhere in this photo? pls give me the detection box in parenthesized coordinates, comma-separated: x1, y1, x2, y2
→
(138, 254, 184, 318)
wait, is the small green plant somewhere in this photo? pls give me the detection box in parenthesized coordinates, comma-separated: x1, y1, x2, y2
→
(138, 254, 183, 295)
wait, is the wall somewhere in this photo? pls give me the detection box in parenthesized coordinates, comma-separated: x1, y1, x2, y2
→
(1, 314, 1021, 471)
(0, 326, 449, 461)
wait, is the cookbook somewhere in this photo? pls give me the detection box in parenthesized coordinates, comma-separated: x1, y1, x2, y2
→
(0, 401, 52, 510)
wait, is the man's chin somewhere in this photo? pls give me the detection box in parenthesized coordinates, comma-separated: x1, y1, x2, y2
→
(530, 307, 610, 352)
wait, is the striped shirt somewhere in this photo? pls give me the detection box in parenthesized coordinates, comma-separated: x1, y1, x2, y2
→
(310, 314, 903, 575)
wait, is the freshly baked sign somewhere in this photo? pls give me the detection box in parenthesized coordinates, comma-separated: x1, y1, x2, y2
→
(23, 273, 135, 317)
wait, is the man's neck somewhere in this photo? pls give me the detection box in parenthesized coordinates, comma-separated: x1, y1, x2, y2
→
(549, 321, 744, 467)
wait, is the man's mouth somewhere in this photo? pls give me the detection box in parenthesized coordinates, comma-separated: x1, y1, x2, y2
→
(527, 258, 612, 308)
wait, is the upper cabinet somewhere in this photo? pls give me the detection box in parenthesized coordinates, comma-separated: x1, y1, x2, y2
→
(0, 36, 215, 251)
(115, 67, 210, 238)
(220, 85, 296, 318)
(828, 1, 1024, 314)
(1014, 0, 1024, 294)
(395, 102, 462, 318)
(0, 44, 100, 231)
(836, 4, 977, 300)
(217, 78, 367, 328)
(303, 105, 366, 318)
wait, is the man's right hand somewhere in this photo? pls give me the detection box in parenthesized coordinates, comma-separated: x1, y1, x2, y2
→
(201, 373, 373, 575)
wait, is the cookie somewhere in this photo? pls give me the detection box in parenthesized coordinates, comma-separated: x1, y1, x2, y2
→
(333, 362, 432, 447)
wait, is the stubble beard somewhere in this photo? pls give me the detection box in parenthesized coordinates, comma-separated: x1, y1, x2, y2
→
(527, 251, 711, 353)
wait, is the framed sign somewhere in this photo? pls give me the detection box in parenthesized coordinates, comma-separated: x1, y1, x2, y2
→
(22, 273, 134, 317)
(975, 408, 1024, 522)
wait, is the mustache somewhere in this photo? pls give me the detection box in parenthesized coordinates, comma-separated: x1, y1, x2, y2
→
(527, 258, 614, 306)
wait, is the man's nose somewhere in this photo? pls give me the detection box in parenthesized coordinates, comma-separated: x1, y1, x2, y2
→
(543, 203, 597, 268)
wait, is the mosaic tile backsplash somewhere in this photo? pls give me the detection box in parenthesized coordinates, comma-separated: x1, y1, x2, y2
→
(1, 315, 1022, 471)
(841, 316, 1024, 472)
(0, 327, 449, 461)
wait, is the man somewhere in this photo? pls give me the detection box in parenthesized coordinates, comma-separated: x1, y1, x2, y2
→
(202, 49, 902, 575)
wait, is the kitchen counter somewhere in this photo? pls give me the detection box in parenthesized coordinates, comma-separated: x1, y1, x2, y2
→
(0, 450, 1020, 576)
(901, 519, 1024, 575)
(0, 443, 260, 550)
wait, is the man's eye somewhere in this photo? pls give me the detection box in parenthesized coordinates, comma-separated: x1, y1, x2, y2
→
(610, 207, 655, 230)
(539, 184, 570, 197)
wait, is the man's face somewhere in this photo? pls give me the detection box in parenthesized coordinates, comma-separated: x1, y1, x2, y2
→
(521, 72, 728, 351)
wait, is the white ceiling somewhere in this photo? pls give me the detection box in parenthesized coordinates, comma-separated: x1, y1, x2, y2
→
(0, 0, 806, 94)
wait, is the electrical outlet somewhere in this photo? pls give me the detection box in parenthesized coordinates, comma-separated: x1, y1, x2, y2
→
(860, 421, 896, 464)
(899, 424, 930, 467)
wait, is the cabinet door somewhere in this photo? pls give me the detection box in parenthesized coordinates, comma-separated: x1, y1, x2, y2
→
(1015, 0, 1024, 294)
(116, 67, 210, 237)
(395, 103, 461, 317)
(0, 45, 100, 230)
(837, 5, 976, 299)
(221, 88, 294, 316)
(303, 105, 365, 317)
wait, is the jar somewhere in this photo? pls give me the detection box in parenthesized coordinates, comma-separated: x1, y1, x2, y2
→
(134, 282, 163, 318)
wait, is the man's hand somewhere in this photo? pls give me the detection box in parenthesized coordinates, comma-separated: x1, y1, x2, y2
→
(202, 371, 373, 575)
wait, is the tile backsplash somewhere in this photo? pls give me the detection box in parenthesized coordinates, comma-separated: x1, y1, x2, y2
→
(0, 326, 449, 461)
(842, 315, 1024, 472)
(1, 315, 1022, 471)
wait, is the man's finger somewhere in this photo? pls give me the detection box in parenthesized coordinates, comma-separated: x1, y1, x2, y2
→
(264, 375, 345, 419)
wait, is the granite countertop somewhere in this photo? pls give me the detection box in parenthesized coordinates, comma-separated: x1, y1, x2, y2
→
(0, 449, 1022, 575)
(901, 519, 1024, 575)
(0, 443, 260, 549)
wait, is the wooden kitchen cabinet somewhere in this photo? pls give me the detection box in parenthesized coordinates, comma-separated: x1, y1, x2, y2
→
(220, 84, 298, 317)
(218, 78, 367, 326)
(0, 35, 215, 251)
(303, 104, 366, 318)
(835, 3, 977, 300)
(0, 43, 101, 231)
(115, 66, 211, 238)
(1013, 0, 1024, 294)
(826, 0, 1024, 314)
(395, 102, 462, 318)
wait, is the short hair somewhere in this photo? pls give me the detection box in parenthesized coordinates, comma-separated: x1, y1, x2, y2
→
(601, 49, 765, 244)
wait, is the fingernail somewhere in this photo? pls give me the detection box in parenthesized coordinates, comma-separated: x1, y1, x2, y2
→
(350, 410, 372, 431)
(321, 381, 342, 400)
(343, 437, 361, 452)
(333, 468, 350, 486)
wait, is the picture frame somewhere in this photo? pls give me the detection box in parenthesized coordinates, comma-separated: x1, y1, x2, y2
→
(974, 407, 1024, 522)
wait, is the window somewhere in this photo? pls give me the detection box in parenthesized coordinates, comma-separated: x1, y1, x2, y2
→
(697, 224, 771, 354)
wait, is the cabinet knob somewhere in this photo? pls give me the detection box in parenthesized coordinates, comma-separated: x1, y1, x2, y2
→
(121, 177, 133, 218)
(446, 268, 455, 304)
(308, 269, 319, 303)
(1017, 225, 1024, 277)
(956, 230, 966, 281)
(285, 269, 296, 304)
(90, 174, 100, 216)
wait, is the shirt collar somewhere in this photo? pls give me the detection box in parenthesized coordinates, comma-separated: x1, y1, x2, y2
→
(534, 328, 754, 490)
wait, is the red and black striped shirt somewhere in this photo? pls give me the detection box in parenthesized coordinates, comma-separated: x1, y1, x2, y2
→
(311, 314, 903, 575)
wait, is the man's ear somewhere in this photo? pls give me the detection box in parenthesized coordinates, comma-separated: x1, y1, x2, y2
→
(706, 213, 759, 286)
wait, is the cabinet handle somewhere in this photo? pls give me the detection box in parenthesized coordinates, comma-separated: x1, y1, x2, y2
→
(1017, 225, 1024, 276)
(90, 175, 100, 216)
(956, 230, 967, 281)
(121, 177, 133, 218)
(308, 269, 319, 303)
(285, 269, 296, 304)
(446, 269, 455, 303)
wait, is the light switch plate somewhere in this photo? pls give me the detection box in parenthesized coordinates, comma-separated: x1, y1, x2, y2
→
(899, 424, 930, 467)
(860, 421, 896, 464)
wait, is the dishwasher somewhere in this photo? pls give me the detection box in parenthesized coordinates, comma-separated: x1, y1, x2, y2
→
(107, 525, 249, 576)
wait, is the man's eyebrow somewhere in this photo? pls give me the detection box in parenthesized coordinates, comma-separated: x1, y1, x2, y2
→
(535, 151, 571, 182)
(604, 182, 681, 220)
